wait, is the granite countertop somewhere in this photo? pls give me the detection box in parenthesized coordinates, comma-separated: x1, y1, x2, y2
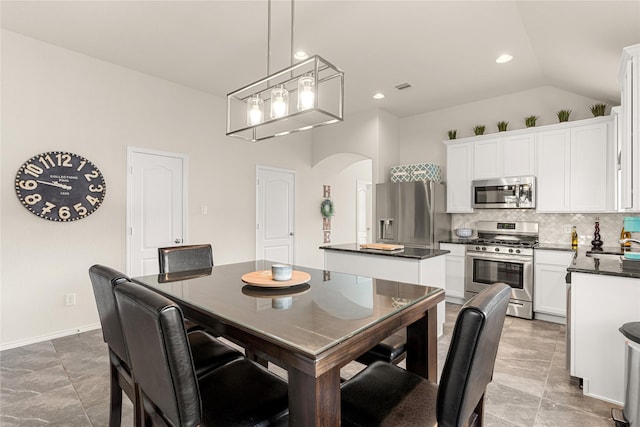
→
(567, 246, 640, 278)
(319, 243, 449, 260)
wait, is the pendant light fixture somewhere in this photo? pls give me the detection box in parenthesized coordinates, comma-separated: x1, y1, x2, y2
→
(227, 0, 344, 142)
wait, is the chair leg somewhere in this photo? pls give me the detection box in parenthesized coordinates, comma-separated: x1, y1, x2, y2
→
(473, 394, 485, 427)
(109, 363, 123, 427)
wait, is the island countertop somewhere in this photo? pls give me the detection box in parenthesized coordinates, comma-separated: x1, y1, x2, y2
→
(567, 246, 640, 279)
(319, 243, 449, 260)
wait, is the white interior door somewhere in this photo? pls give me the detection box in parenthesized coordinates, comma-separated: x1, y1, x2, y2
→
(256, 166, 295, 264)
(127, 147, 187, 276)
(356, 180, 373, 244)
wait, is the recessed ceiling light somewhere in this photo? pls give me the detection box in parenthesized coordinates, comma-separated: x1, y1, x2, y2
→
(496, 54, 513, 64)
(294, 50, 308, 60)
(373, 93, 385, 100)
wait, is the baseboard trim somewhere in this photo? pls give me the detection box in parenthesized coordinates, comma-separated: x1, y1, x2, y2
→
(0, 323, 102, 351)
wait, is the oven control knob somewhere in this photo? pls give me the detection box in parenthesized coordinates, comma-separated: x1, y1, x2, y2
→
(482, 247, 486, 251)
(475, 246, 480, 251)
(509, 248, 514, 253)
(494, 248, 499, 252)
(516, 249, 521, 254)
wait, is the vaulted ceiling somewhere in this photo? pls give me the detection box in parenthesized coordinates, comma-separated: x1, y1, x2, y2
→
(2, 1, 639, 118)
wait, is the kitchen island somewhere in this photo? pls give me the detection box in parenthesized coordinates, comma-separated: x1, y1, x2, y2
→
(567, 247, 640, 405)
(320, 243, 449, 335)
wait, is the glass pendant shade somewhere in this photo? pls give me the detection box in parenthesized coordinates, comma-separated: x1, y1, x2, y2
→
(246, 95, 264, 125)
(270, 85, 289, 119)
(227, 55, 344, 142)
(297, 74, 315, 111)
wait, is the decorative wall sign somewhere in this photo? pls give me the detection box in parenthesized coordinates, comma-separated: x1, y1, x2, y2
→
(15, 151, 106, 221)
(322, 185, 332, 243)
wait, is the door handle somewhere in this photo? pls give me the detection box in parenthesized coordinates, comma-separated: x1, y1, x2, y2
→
(175, 238, 183, 244)
(289, 232, 294, 236)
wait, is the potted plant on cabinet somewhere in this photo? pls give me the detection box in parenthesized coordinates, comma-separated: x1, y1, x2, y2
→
(497, 121, 509, 132)
(557, 109, 571, 122)
(590, 103, 607, 117)
(524, 115, 538, 127)
(473, 125, 486, 136)
(448, 129, 457, 140)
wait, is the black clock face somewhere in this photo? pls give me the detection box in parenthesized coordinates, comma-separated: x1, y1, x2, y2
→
(15, 151, 106, 222)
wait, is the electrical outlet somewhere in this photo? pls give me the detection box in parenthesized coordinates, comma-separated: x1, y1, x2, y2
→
(563, 224, 572, 234)
(65, 293, 76, 306)
(201, 205, 208, 215)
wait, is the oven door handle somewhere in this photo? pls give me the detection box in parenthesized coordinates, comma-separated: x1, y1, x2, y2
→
(467, 252, 532, 263)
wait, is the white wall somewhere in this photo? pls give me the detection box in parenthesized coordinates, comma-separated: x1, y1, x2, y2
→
(398, 86, 607, 173)
(0, 30, 369, 349)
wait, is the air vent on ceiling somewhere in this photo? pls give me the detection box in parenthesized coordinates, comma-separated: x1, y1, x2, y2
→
(394, 83, 412, 90)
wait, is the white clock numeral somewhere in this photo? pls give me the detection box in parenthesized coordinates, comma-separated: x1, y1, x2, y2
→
(74, 203, 88, 216)
(18, 180, 37, 190)
(89, 184, 103, 192)
(41, 202, 55, 215)
(85, 195, 100, 206)
(84, 170, 99, 181)
(59, 206, 71, 220)
(24, 164, 43, 178)
(24, 194, 42, 205)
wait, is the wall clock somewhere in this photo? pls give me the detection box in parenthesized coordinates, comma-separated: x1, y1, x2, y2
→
(15, 151, 106, 221)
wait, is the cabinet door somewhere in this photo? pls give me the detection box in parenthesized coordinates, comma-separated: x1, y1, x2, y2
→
(446, 143, 473, 212)
(570, 123, 609, 212)
(534, 250, 574, 317)
(536, 129, 571, 212)
(503, 134, 535, 177)
(534, 263, 568, 317)
(444, 255, 465, 299)
(473, 138, 503, 179)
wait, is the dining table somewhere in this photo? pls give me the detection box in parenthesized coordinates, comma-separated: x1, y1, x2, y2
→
(131, 259, 445, 426)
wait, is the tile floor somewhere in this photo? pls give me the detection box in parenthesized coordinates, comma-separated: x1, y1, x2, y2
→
(0, 303, 621, 426)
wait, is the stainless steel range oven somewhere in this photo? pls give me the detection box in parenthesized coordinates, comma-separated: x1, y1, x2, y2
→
(464, 221, 539, 319)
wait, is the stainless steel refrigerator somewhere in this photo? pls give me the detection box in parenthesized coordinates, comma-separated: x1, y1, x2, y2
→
(376, 181, 451, 248)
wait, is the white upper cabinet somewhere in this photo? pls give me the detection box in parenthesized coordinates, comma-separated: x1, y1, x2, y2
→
(473, 138, 502, 179)
(471, 134, 534, 180)
(503, 134, 535, 177)
(619, 44, 640, 211)
(536, 128, 571, 211)
(536, 117, 616, 213)
(445, 142, 473, 213)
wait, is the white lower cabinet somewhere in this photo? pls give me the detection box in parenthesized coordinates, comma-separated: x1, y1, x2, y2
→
(440, 243, 466, 304)
(533, 249, 574, 322)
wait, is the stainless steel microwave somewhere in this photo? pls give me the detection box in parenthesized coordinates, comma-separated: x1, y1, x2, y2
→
(472, 176, 536, 209)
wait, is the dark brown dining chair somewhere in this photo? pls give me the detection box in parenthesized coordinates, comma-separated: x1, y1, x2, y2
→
(114, 280, 289, 427)
(341, 282, 511, 427)
(158, 244, 213, 273)
(89, 265, 243, 427)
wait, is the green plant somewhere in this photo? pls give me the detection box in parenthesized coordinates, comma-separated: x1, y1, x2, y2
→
(497, 121, 509, 132)
(524, 115, 538, 128)
(473, 125, 486, 136)
(447, 129, 457, 140)
(320, 198, 335, 218)
(557, 109, 571, 122)
(590, 103, 607, 117)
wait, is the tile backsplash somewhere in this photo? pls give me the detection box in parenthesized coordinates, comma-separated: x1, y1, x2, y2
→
(452, 210, 640, 247)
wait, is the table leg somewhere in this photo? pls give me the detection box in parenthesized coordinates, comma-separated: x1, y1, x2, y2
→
(406, 305, 438, 382)
(245, 348, 269, 368)
(287, 366, 341, 426)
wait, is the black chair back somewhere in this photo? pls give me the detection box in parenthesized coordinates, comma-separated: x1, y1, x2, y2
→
(158, 244, 213, 273)
(114, 280, 201, 426)
(437, 282, 511, 426)
(88, 265, 130, 366)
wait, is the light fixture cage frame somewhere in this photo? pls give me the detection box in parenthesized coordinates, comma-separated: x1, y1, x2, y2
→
(226, 55, 344, 142)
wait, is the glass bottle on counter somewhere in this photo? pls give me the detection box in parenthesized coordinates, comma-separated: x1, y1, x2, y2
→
(621, 226, 632, 249)
(571, 226, 578, 248)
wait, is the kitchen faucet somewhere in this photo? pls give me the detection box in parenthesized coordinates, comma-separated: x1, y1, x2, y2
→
(619, 238, 640, 247)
